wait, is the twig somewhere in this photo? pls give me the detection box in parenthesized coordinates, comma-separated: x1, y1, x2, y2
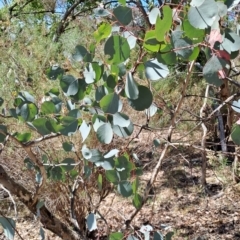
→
(206, 93, 237, 120)
(126, 61, 196, 226)
(200, 85, 209, 186)
(0, 185, 17, 219)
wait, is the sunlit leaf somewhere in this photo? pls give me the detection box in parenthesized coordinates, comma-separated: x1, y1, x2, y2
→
(188, 0, 218, 29)
(100, 93, 119, 114)
(145, 59, 169, 81)
(125, 72, 139, 99)
(94, 22, 112, 42)
(60, 75, 78, 96)
(79, 120, 91, 142)
(149, 7, 161, 25)
(97, 123, 113, 144)
(104, 36, 130, 64)
(155, 6, 172, 42)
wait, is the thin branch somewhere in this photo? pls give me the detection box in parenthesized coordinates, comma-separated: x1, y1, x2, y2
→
(126, 60, 196, 226)
(0, 184, 17, 219)
(200, 84, 209, 186)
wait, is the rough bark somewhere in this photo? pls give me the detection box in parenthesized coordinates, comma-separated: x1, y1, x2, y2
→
(0, 165, 84, 240)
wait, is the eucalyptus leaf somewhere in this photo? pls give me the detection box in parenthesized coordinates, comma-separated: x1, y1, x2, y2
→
(79, 120, 91, 142)
(97, 122, 113, 144)
(145, 59, 169, 81)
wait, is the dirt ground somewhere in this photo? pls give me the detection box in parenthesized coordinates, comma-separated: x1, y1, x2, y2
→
(0, 131, 240, 240)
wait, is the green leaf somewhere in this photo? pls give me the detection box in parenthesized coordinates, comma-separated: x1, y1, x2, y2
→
(153, 231, 164, 240)
(84, 62, 103, 84)
(125, 72, 139, 100)
(62, 142, 75, 152)
(182, 19, 205, 44)
(92, 114, 107, 132)
(113, 112, 131, 127)
(100, 93, 119, 114)
(90, 149, 104, 162)
(188, 0, 218, 29)
(60, 116, 78, 136)
(128, 85, 153, 111)
(171, 31, 193, 59)
(144, 30, 161, 52)
(104, 36, 130, 64)
(109, 232, 124, 240)
(46, 88, 60, 97)
(32, 118, 51, 135)
(133, 193, 142, 209)
(60, 75, 78, 96)
(149, 7, 161, 25)
(41, 101, 56, 114)
(94, 22, 112, 42)
(106, 170, 119, 184)
(113, 121, 134, 137)
(145, 59, 169, 81)
(46, 119, 64, 133)
(231, 124, 240, 145)
(157, 45, 176, 65)
(46, 65, 64, 80)
(97, 174, 103, 191)
(14, 132, 31, 142)
(79, 120, 91, 142)
(61, 158, 75, 171)
(117, 181, 133, 197)
(68, 109, 81, 118)
(71, 79, 87, 101)
(72, 45, 88, 61)
(49, 166, 63, 181)
(155, 6, 172, 42)
(132, 177, 139, 194)
(95, 85, 108, 101)
(106, 74, 117, 89)
(20, 103, 38, 122)
(165, 232, 174, 240)
(96, 123, 113, 144)
(0, 217, 15, 240)
(96, 157, 115, 170)
(203, 55, 226, 86)
(113, 6, 132, 26)
(153, 139, 161, 147)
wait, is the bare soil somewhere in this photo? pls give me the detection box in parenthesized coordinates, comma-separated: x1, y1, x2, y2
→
(1, 130, 240, 240)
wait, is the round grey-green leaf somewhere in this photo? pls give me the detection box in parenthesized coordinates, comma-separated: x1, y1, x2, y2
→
(128, 85, 153, 111)
(113, 6, 132, 26)
(125, 72, 139, 100)
(188, 0, 218, 29)
(144, 59, 169, 81)
(97, 122, 113, 144)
